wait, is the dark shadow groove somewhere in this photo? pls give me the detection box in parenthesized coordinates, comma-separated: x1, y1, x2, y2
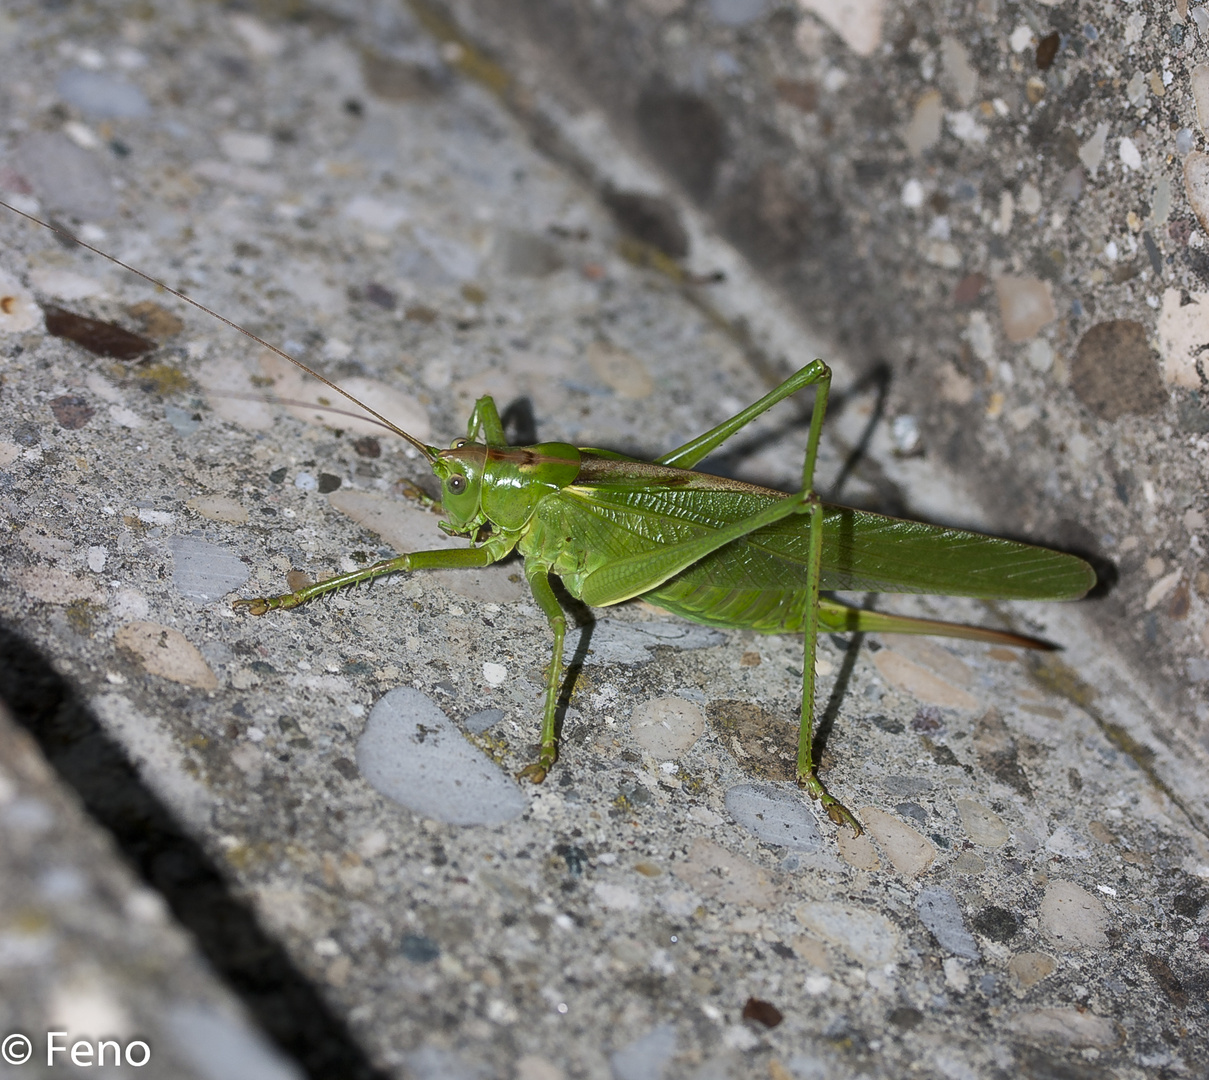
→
(549, 580, 596, 755)
(813, 629, 866, 768)
(0, 620, 389, 1080)
(825, 362, 892, 504)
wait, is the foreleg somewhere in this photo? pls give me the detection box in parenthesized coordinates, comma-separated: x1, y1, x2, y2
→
(234, 546, 497, 614)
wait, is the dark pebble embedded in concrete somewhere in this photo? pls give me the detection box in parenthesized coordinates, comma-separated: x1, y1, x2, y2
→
(50, 395, 95, 429)
(400, 933, 441, 963)
(43, 305, 156, 360)
(1070, 320, 1167, 421)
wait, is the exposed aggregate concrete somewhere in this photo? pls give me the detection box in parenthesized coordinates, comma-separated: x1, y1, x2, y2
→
(0, 2, 1207, 1079)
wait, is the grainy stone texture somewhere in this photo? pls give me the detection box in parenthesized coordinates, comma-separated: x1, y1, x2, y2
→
(0, 3, 1208, 1080)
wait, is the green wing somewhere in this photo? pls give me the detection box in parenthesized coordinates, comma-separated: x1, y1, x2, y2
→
(547, 456, 1095, 634)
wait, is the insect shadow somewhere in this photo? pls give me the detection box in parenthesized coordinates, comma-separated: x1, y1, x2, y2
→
(548, 579, 596, 758)
(499, 396, 539, 447)
(814, 627, 869, 768)
(0, 620, 390, 1080)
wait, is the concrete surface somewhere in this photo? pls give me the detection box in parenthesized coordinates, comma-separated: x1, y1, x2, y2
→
(0, 697, 308, 1080)
(0, 2, 1207, 1079)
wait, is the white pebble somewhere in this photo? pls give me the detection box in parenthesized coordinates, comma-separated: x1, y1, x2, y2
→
(220, 130, 274, 165)
(1026, 339, 1054, 373)
(629, 696, 705, 758)
(1119, 137, 1142, 171)
(1008, 24, 1033, 52)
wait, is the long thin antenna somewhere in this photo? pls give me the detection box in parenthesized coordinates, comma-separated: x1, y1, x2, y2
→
(1, 197, 436, 461)
(208, 390, 405, 433)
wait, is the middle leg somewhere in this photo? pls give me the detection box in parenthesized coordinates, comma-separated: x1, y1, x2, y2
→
(516, 562, 568, 784)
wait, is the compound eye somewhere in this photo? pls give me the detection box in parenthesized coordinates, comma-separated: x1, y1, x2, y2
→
(448, 474, 467, 494)
(451, 438, 469, 449)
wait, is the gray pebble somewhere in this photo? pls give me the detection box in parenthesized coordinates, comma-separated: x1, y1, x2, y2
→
(725, 783, 823, 852)
(786, 1053, 836, 1080)
(2, 797, 55, 836)
(916, 887, 981, 960)
(405, 1047, 489, 1080)
(796, 902, 900, 966)
(56, 68, 151, 119)
(37, 865, 89, 902)
(879, 775, 932, 797)
(170, 535, 250, 601)
(567, 619, 725, 666)
(165, 1003, 305, 1080)
(164, 404, 201, 438)
(413, 225, 480, 281)
(706, 0, 769, 27)
(462, 708, 504, 734)
(492, 227, 564, 277)
(610, 1022, 678, 1080)
(356, 688, 526, 826)
(13, 131, 117, 220)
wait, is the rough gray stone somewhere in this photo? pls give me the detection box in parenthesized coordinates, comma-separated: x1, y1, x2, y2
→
(725, 782, 824, 852)
(916, 887, 981, 960)
(356, 688, 527, 825)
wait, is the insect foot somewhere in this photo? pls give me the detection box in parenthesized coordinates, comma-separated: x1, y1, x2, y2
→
(516, 751, 557, 785)
(232, 593, 301, 616)
(801, 774, 864, 837)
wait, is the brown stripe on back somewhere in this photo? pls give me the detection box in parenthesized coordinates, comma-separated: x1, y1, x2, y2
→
(574, 451, 785, 495)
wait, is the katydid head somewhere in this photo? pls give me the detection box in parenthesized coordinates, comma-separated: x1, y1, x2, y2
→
(432, 439, 488, 530)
